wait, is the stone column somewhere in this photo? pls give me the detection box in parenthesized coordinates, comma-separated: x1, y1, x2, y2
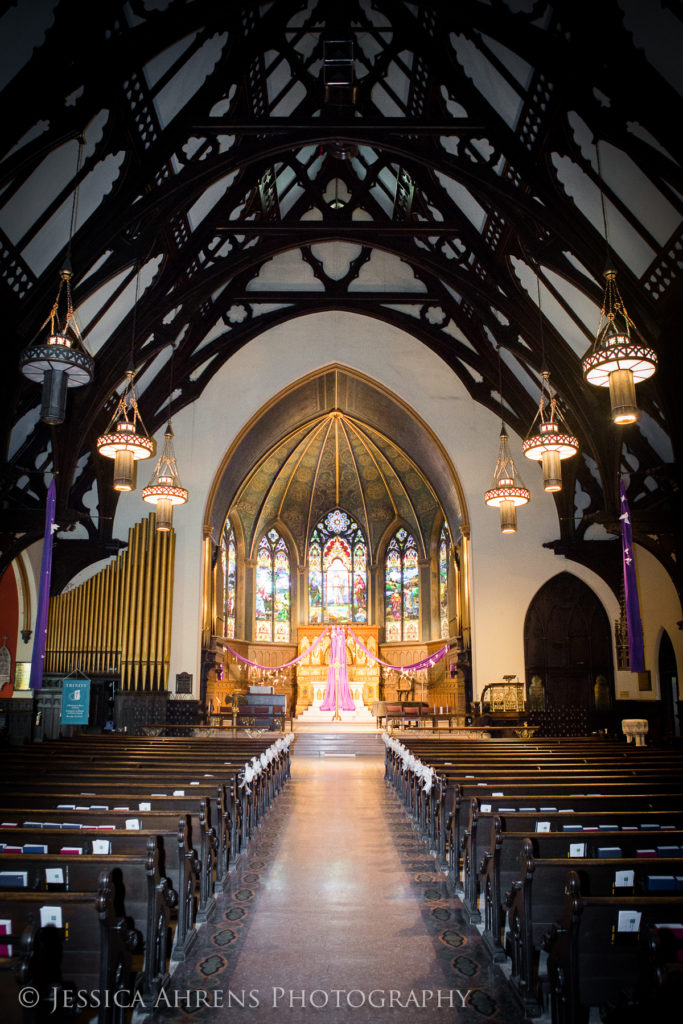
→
(419, 558, 432, 641)
(243, 558, 256, 642)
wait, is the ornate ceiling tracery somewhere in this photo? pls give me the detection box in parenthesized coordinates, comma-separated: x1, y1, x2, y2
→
(1, 0, 681, 604)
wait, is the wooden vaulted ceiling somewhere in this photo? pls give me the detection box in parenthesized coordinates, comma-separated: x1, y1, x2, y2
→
(1, 0, 682, 603)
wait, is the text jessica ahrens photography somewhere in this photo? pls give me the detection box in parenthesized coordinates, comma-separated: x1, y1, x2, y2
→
(31, 986, 474, 1013)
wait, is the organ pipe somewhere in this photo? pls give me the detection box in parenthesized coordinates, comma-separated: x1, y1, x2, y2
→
(45, 513, 175, 690)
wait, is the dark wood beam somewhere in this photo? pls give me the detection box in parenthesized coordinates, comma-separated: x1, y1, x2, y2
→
(192, 119, 484, 135)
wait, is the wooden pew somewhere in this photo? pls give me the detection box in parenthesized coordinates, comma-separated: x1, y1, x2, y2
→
(546, 871, 683, 1024)
(506, 841, 683, 1015)
(0, 872, 133, 1024)
(480, 815, 683, 961)
(0, 837, 173, 1007)
(461, 798, 683, 920)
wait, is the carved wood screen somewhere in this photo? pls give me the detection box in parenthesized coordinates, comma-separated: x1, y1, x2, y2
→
(524, 573, 614, 711)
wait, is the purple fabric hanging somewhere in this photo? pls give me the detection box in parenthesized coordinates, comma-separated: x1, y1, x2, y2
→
(619, 478, 645, 673)
(30, 479, 57, 690)
(320, 626, 356, 711)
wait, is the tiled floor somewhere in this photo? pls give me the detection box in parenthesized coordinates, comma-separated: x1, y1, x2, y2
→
(158, 755, 524, 1023)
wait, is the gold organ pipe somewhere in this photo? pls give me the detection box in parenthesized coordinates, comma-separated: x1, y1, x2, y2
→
(155, 516, 169, 692)
(134, 517, 148, 691)
(104, 563, 114, 672)
(141, 515, 154, 690)
(94, 570, 104, 673)
(85, 576, 95, 674)
(162, 528, 175, 691)
(44, 514, 175, 692)
(150, 518, 162, 691)
(120, 522, 136, 690)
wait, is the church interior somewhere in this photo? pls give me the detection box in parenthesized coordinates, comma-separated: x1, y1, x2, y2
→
(1, 2, 683, 1022)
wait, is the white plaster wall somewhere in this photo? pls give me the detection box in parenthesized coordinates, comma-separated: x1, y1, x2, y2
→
(108, 310, 681, 702)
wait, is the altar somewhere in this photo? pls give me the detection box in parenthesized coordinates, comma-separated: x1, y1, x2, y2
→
(295, 624, 380, 716)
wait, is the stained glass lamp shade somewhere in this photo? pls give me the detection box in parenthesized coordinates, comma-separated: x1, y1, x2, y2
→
(97, 371, 155, 491)
(20, 269, 94, 425)
(523, 372, 579, 492)
(484, 427, 530, 534)
(142, 424, 188, 531)
(582, 269, 656, 424)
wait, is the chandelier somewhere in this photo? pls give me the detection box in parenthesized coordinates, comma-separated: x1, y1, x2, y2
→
(523, 372, 579, 492)
(19, 139, 93, 425)
(20, 267, 94, 425)
(582, 267, 656, 424)
(484, 426, 530, 534)
(96, 370, 155, 491)
(142, 423, 188, 531)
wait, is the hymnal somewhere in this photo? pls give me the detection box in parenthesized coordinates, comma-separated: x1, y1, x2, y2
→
(647, 875, 677, 891)
(0, 919, 12, 956)
(617, 910, 641, 933)
(39, 906, 62, 928)
(0, 871, 28, 887)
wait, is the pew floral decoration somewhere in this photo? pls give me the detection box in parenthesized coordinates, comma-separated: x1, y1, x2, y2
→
(238, 735, 293, 793)
(382, 734, 434, 792)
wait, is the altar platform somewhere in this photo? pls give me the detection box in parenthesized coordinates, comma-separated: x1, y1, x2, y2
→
(295, 694, 376, 726)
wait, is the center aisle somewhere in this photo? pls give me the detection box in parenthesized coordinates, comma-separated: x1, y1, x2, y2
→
(159, 753, 523, 1024)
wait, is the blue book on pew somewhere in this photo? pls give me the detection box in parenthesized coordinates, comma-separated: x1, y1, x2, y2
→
(657, 846, 681, 857)
(647, 875, 677, 891)
(0, 871, 28, 887)
(562, 825, 582, 832)
(597, 847, 622, 858)
(599, 824, 620, 831)
(22, 844, 48, 854)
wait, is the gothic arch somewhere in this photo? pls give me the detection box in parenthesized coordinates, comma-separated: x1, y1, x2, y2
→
(524, 572, 614, 711)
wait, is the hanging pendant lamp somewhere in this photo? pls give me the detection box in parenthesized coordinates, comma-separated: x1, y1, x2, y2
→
(142, 422, 188, 531)
(19, 139, 93, 425)
(484, 425, 530, 534)
(582, 141, 656, 425)
(96, 371, 156, 491)
(523, 372, 579, 492)
(582, 267, 656, 424)
(20, 267, 94, 425)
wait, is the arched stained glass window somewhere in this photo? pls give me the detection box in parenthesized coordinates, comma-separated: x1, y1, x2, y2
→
(308, 509, 367, 623)
(255, 529, 290, 642)
(385, 528, 420, 641)
(439, 525, 450, 640)
(221, 519, 237, 639)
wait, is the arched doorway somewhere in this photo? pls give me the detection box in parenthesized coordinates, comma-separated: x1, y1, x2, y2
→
(524, 573, 614, 721)
(658, 631, 680, 741)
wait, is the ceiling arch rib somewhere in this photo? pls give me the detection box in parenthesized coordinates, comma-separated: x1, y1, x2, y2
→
(0, 0, 680, 602)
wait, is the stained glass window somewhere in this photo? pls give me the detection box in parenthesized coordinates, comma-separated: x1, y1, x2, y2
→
(308, 509, 367, 623)
(439, 525, 450, 640)
(221, 519, 237, 639)
(256, 528, 290, 642)
(385, 528, 420, 641)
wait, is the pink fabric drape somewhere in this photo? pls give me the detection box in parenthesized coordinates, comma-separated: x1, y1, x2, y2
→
(320, 626, 356, 711)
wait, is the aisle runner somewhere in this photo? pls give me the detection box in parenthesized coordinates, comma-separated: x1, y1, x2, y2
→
(157, 764, 523, 1024)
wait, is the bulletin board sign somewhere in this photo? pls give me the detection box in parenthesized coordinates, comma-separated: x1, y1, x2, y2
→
(61, 678, 91, 725)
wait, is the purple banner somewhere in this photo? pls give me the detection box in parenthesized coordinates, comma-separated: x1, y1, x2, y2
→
(619, 479, 645, 674)
(30, 479, 57, 690)
(224, 626, 330, 672)
(346, 625, 449, 672)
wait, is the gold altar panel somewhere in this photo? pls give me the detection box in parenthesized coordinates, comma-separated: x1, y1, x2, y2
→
(296, 624, 379, 714)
